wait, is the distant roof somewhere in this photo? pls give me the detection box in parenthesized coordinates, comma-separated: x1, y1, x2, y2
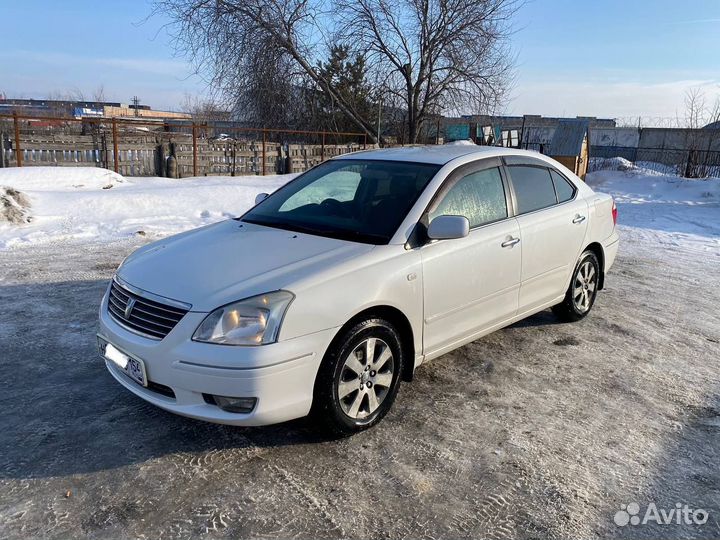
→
(703, 121, 720, 130)
(334, 144, 538, 165)
(549, 119, 589, 156)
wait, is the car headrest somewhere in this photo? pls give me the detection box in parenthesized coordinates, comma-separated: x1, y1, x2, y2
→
(389, 174, 416, 196)
(360, 167, 391, 183)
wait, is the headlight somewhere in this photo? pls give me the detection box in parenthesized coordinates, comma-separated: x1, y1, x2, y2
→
(192, 291, 294, 346)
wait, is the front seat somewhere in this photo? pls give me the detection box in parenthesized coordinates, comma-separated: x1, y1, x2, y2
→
(365, 173, 417, 232)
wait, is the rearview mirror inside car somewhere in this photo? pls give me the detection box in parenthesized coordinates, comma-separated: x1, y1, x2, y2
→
(255, 193, 269, 205)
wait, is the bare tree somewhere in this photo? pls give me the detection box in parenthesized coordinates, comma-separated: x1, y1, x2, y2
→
(155, 0, 379, 138)
(231, 35, 306, 128)
(707, 93, 720, 129)
(155, 0, 518, 142)
(181, 93, 231, 122)
(682, 87, 720, 178)
(684, 88, 707, 130)
(46, 88, 86, 102)
(337, 0, 517, 142)
(92, 85, 107, 103)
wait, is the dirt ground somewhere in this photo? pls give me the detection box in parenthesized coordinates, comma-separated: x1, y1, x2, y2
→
(1, 235, 719, 540)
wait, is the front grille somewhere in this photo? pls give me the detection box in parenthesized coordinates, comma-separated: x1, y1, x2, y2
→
(107, 280, 189, 339)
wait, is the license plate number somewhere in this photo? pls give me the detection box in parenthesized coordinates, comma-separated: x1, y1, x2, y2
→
(98, 337, 147, 387)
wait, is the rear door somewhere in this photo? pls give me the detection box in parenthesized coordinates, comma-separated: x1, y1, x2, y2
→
(420, 158, 521, 356)
(505, 158, 588, 312)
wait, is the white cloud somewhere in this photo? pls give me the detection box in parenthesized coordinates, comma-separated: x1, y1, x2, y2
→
(0, 50, 192, 78)
(0, 49, 205, 110)
(507, 77, 720, 119)
(669, 18, 720, 25)
(95, 57, 192, 77)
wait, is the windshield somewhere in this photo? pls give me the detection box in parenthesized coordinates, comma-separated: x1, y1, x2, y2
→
(241, 159, 441, 244)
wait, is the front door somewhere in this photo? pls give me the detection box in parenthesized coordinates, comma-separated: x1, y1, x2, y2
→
(421, 161, 521, 357)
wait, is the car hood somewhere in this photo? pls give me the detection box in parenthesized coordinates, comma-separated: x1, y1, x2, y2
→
(116, 220, 373, 312)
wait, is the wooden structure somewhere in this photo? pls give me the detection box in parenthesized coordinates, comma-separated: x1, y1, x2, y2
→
(0, 114, 367, 176)
(549, 120, 590, 179)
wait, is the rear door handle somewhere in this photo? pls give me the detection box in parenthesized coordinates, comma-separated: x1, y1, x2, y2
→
(572, 215, 586, 224)
(501, 237, 520, 248)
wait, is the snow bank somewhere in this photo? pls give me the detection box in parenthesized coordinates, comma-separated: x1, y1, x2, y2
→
(0, 166, 125, 190)
(0, 167, 294, 249)
(589, 156, 643, 173)
(0, 187, 32, 224)
(1, 165, 718, 260)
(587, 168, 720, 257)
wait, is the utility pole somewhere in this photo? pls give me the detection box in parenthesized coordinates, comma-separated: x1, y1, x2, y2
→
(131, 95, 140, 117)
(376, 97, 383, 148)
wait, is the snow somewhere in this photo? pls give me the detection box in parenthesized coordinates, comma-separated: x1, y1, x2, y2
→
(0, 163, 718, 259)
(0, 167, 294, 249)
(444, 140, 477, 146)
(586, 163, 720, 258)
(0, 166, 125, 191)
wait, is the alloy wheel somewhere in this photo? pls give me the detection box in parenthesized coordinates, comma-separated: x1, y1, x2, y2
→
(337, 337, 395, 419)
(573, 260, 597, 313)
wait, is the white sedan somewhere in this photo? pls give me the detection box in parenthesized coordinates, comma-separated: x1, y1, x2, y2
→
(98, 145, 619, 434)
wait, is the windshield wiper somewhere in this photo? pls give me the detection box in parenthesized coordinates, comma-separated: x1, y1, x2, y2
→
(242, 217, 331, 237)
(241, 217, 388, 245)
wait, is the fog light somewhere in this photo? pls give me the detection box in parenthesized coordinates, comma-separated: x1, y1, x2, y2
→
(207, 394, 257, 413)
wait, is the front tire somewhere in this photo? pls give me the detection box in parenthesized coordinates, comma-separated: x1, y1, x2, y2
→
(311, 318, 403, 436)
(552, 250, 600, 322)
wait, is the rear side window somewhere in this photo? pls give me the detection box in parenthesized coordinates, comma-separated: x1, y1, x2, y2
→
(429, 167, 507, 228)
(550, 170, 576, 203)
(508, 166, 557, 214)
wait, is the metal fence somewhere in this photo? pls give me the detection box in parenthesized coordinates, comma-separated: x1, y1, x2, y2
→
(589, 146, 720, 178)
(0, 113, 368, 177)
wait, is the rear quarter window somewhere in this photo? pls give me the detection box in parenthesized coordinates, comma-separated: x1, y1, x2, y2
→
(550, 170, 576, 203)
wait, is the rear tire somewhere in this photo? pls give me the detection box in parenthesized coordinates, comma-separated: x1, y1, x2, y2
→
(310, 318, 403, 436)
(552, 250, 600, 322)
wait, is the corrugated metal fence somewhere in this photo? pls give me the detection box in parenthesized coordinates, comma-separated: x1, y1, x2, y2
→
(589, 146, 720, 178)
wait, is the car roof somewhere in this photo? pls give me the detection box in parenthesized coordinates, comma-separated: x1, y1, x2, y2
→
(334, 144, 542, 165)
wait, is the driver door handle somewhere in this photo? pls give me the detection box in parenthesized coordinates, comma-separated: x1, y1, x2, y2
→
(501, 237, 520, 248)
(572, 215, 586, 224)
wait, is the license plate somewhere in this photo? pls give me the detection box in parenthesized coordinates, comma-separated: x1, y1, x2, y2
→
(98, 337, 147, 387)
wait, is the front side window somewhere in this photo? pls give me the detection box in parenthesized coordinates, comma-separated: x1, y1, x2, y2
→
(242, 159, 440, 244)
(429, 167, 507, 228)
(508, 165, 557, 214)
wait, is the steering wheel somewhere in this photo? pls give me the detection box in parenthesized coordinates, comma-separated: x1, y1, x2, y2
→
(320, 198, 351, 217)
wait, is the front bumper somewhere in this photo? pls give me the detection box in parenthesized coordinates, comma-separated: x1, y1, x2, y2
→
(98, 285, 338, 426)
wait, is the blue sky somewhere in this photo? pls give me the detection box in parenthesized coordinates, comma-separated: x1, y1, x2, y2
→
(510, 0, 720, 118)
(1, 0, 718, 118)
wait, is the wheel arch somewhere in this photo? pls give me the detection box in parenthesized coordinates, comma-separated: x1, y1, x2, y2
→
(327, 305, 417, 383)
(584, 241, 605, 290)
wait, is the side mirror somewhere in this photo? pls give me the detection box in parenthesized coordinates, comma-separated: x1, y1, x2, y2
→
(254, 192, 269, 205)
(427, 215, 470, 240)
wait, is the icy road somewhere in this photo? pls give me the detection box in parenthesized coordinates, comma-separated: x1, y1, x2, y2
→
(0, 164, 719, 539)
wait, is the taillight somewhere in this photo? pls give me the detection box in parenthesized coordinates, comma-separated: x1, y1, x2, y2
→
(612, 200, 618, 226)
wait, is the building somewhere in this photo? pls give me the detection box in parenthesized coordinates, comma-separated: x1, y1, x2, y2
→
(101, 105, 190, 120)
(443, 114, 615, 147)
(0, 98, 190, 121)
(548, 119, 590, 179)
